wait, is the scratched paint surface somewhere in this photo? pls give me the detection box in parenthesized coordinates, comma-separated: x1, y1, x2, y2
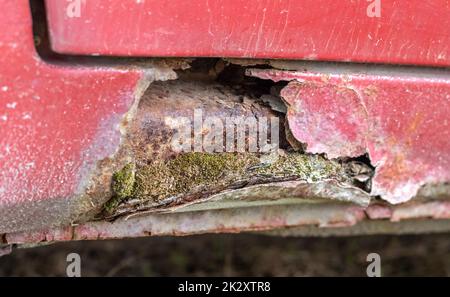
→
(248, 68, 450, 204)
(0, 1, 144, 233)
(5, 198, 450, 244)
(0, 0, 449, 239)
(45, 0, 450, 67)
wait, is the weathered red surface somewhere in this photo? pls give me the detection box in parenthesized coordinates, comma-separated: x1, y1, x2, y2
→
(0, 0, 145, 233)
(248, 67, 450, 204)
(5, 200, 450, 244)
(45, 0, 450, 67)
(1, 0, 449, 239)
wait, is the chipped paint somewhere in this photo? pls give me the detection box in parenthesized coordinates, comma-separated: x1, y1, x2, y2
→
(3, 193, 450, 245)
(247, 65, 450, 204)
(1, 1, 449, 242)
(98, 79, 373, 218)
(0, 1, 178, 233)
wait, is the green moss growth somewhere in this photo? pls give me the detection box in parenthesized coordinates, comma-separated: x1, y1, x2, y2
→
(103, 195, 122, 214)
(134, 153, 259, 201)
(255, 154, 341, 182)
(104, 163, 136, 214)
(112, 163, 136, 198)
(105, 152, 344, 213)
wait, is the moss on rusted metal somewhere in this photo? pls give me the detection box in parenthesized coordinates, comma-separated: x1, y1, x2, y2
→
(104, 151, 346, 214)
(134, 153, 260, 201)
(113, 163, 136, 198)
(254, 154, 341, 182)
(104, 163, 136, 214)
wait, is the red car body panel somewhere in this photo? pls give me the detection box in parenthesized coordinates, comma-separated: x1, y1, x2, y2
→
(45, 0, 450, 67)
(0, 0, 449, 240)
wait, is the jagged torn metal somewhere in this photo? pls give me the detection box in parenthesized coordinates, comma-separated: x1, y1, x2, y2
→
(247, 67, 450, 204)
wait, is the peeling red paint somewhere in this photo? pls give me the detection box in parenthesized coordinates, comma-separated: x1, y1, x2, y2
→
(281, 81, 368, 159)
(5, 200, 450, 245)
(248, 68, 450, 204)
(0, 0, 449, 239)
(0, 1, 145, 233)
(390, 201, 450, 222)
(365, 204, 393, 220)
(3, 203, 367, 244)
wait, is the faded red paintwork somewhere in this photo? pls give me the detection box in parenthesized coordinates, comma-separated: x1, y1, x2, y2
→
(0, 1, 449, 239)
(0, 0, 144, 233)
(45, 0, 450, 67)
(248, 67, 450, 204)
(5, 200, 450, 245)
